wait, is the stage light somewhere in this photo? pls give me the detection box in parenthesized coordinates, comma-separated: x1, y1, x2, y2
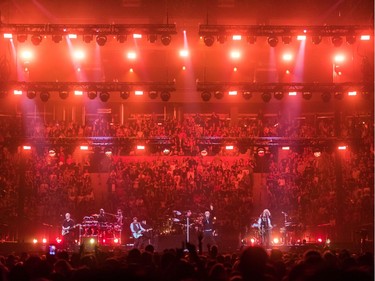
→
(96, 35, 107, 46)
(114, 238, 119, 244)
(135, 90, 143, 96)
(302, 91, 312, 100)
(288, 91, 297, 96)
(40, 91, 50, 102)
(87, 90, 97, 100)
(83, 34, 93, 43)
(120, 91, 130, 99)
(42, 238, 47, 244)
(230, 50, 241, 59)
(321, 92, 331, 102)
(73, 50, 85, 60)
(99, 91, 110, 102)
(137, 145, 145, 150)
(225, 145, 234, 150)
(116, 34, 126, 43)
(346, 35, 356, 45)
(217, 34, 226, 44)
(133, 34, 142, 39)
(105, 149, 112, 157)
(89, 238, 96, 244)
(338, 145, 347, 150)
(74, 90, 83, 96)
(257, 147, 266, 157)
(148, 34, 157, 43)
(201, 91, 212, 101)
(334, 64, 342, 76)
(261, 92, 272, 102)
(48, 149, 56, 157)
(3, 33, 12, 39)
(68, 34, 77, 39)
(242, 91, 252, 100)
(163, 148, 171, 155)
(334, 90, 344, 100)
(233, 67, 237, 72)
(20, 50, 33, 60)
(31, 35, 42, 45)
(332, 36, 343, 47)
(12, 90, 22, 95)
(52, 35, 62, 43)
(247, 35, 256, 44)
(33, 239, 38, 244)
(273, 237, 280, 244)
(161, 34, 171, 46)
(27, 90, 36, 99)
(313, 150, 321, 157)
(59, 90, 69, 100)
(148, 91, 158, 99)
(268, 36, 278, 47)
(282, 146, 290, 150)
(179, 49, 189, 57)
(232, 35, 242, 40)
(334, 54, 345, 63)
(80, 145, 89, 150)
(282, 36, 292, 44)
(203, 35, 215, 46)
(182, 66, 186, 71)
(274, 91, 284, 100)
(312, 35, 322, 45)
(282, 53, 293, 61)
(17, 34, 27, 43)
(201, 149, 208, 156)
(160, 91, 171, 101)
(127, 52, 137, 59)
(214, 91, 224, 99)
(228, 91, 237, 96)
(297, 35, 306, 41)
(348, 91, 357, 96)
(360, 35, 370, 41)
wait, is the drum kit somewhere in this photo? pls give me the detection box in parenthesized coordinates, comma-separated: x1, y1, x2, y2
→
(80, 213, 122, 244)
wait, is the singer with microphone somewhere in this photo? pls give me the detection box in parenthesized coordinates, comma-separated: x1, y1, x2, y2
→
(257, 209, 273, 248)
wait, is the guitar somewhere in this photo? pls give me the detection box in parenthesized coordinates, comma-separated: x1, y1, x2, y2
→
(62, 224, 80, 236)
(132, 228, 153, 239)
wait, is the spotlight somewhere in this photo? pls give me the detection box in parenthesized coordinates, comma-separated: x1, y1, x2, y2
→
(116, 34, 127, 43)
(120, 91, 130, 99)
(148, 91, 158, 99)
(148, 34, 157, 43)
(247, 36, 256, 44)
(99, 91, 110, 102)
(321, 92, 331, 102)
(257, 147, 266, 157)
(261, 92, 272, 102)
(332, 36, 343, 47)
(17, 34, 27, 43)
(302, 91, 312, 100)
(52, 35, 62, 43)
(217, 35, 226, 44)
(214, 91, 224, 100)
(31, 35, 42, 46)
(40, 91, 50, 102)
(87, 90, 97, 100)
(273, 91, 284, 100)
(160, 91, 171, 101)
(201, 91, 212, 102)
(59, 90, 69, 100)
(96, 35, 107, 46)
(346, 35, 356, 45)
(27, 90, 36, 99)
(312, 35, 322, 45)
(282, 36, 292, 44)
(203, 35, 215, 47)
(161, 34, 171, 46)
(267, 36, 278, 47)
(83, 34, 93, 43)
(242, 91, 252, 100)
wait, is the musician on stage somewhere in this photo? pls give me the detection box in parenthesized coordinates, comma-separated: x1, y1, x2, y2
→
(62, 212, 76, 251)
(130, 217, 146, 249)
(201, 204, 216, 251)
(257, 209, 273, 248)
(97, 208, 108, 224)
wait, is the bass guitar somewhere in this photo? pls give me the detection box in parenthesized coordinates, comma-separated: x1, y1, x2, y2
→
(132, 228, 153, 239)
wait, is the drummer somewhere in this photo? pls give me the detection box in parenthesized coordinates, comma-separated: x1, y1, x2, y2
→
(97, 208, 108, 224)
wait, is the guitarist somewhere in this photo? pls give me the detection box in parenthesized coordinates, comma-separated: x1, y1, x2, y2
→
(257, 209, 273, 248)
(130, 217, 146, 249)
(62, 212, 76, 251)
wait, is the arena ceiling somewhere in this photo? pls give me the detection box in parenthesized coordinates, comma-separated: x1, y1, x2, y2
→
(0, 0, 373, 108)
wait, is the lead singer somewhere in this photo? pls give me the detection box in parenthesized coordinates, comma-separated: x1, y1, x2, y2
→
(257, 209, 273, 248)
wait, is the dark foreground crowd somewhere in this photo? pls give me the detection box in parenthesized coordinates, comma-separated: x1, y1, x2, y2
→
(0, 244, 373, 281)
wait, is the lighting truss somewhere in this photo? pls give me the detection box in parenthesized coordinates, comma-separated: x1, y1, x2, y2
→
(0, 23, 177, 36)
(0, 81, 176, 92)
(196, 82, 373, 93)
(198, 24, 373, 37)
